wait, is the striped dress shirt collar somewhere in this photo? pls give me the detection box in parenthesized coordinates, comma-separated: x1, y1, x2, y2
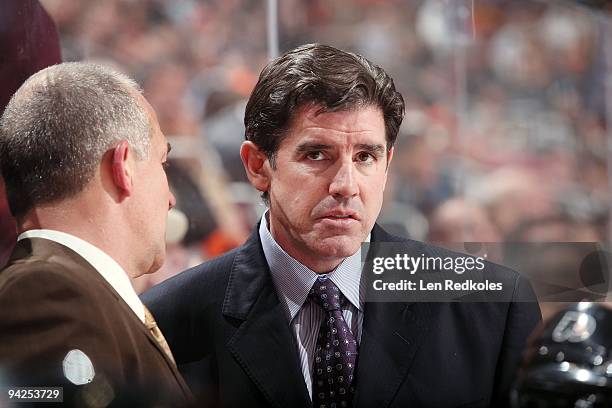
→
(258, 212, 367, 323)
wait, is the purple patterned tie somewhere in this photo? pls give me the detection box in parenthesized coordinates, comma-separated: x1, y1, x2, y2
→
(309, 277, 358, 408)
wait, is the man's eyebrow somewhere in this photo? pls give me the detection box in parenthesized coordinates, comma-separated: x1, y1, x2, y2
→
(295, 142, 387, 155)
(295, 142, 333, 153)
(356, 143, 386, 156)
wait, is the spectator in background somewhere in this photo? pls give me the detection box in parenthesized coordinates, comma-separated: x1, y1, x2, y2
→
(472, 166, 557, 238)
(36, 0, 609, 301)
(0, 0, 62, 267)
(428, 198, 501, 243)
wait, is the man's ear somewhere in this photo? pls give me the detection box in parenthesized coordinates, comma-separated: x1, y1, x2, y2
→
(111, 140, 133, 195)
(386, 146, 394, 171)
(240, 141, 271, 194)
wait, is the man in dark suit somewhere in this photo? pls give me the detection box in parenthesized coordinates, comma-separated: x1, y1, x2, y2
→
(0, 62, 191, 405)
(143, 44, 541, 407)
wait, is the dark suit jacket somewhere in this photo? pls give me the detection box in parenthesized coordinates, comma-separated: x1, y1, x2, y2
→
(0, 238, 192, 406)
(143, 224, 541, 407)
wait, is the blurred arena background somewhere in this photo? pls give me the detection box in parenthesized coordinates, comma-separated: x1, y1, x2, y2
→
(3, 0, 612, 301)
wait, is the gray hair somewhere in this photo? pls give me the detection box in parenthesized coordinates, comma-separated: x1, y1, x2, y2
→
(0, 62, 150, 219)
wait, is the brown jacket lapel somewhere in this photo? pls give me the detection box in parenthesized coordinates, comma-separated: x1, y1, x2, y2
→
(4, 238, 192, 399)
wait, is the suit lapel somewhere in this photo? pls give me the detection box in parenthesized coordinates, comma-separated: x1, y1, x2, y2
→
(353, 225, 434, 408)
(224, 227, 311, 408)
(354, 301, 432, 408)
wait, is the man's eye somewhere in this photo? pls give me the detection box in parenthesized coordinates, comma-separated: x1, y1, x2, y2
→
(356, 152, 375, 163)
(306, 151, 325, 161)
(162, 161, 170, 170)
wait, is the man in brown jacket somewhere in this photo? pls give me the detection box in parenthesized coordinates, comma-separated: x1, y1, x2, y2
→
(0, 62, 191, 405)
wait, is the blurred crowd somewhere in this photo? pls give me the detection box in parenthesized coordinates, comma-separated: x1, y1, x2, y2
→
(16, 0, 612, 290)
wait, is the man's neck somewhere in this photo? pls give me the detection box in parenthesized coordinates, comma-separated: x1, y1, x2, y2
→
(20, 207, 141, 279)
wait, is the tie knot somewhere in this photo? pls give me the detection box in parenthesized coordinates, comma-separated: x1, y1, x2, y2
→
(309, 277, 345, 312)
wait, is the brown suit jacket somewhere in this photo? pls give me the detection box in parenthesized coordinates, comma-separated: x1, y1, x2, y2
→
(0, 238, 192, 405)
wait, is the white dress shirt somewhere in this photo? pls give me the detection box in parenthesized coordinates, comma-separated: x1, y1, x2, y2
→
(17, 229, 145, 323)
(259, 213, 367, 398)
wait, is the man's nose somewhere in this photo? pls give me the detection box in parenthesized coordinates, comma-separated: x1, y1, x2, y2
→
(329, 160, 359, 198)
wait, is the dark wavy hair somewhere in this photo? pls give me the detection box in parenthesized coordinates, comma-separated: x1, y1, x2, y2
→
(244, 43, 405, 167)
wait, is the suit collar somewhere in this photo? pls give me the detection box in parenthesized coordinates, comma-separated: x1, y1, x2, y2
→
(8, 238, 120, 297)
(223, 224, 312, 408)
(18, 230, 145, 322)
(370, 222, 407, 244)
(222, 223, 272, 320)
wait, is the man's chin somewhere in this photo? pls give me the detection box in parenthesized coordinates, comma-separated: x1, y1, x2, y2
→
(312, 237, 362, 259)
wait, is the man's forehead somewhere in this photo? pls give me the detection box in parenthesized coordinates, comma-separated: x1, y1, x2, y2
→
(296, 104, 383, 124)
(286, 104, 386, 143)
